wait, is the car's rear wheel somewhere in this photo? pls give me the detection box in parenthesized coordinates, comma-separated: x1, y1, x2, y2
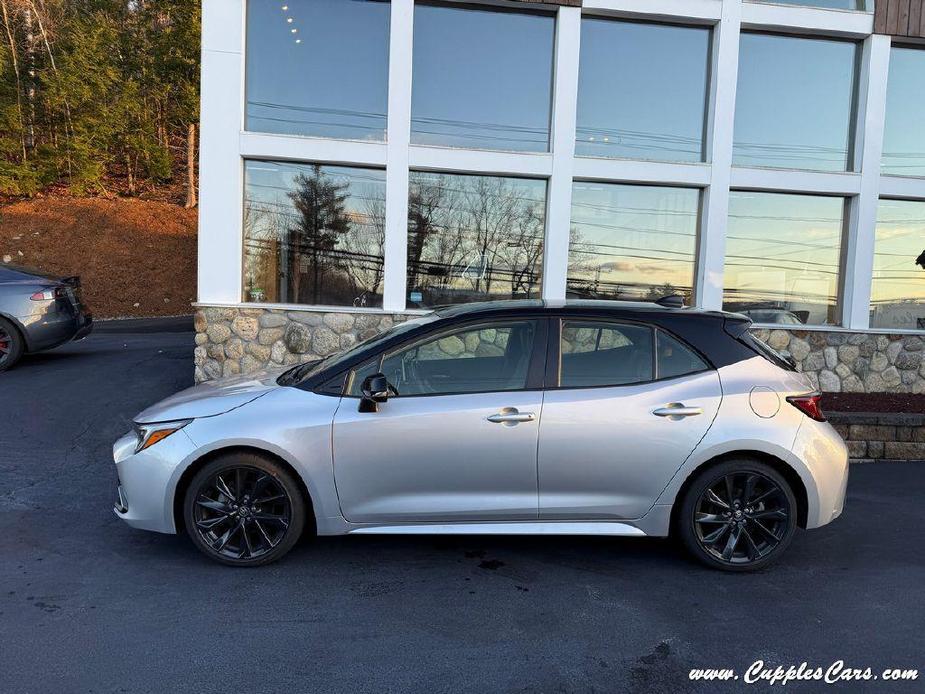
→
(0, 317, 24, 372)
(678, 459, 797, 572)
(183, 453, 306, 567)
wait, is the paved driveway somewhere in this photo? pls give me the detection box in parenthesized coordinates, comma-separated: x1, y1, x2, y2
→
(1, 325, 923, 693)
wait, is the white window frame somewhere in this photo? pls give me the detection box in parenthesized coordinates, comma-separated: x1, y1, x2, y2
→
(198, 0, 925, 333)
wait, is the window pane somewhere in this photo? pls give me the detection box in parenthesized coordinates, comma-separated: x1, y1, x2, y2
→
(657, 331, 708, 380)
(411, 4, 554, 151)
(723, 192, 845, 326)
(560, 321, 653, 387)
(243, 161, 386, 307)
(870, 200, 925, 330)
(407, 172, 546, 307)
(882, 47, 925, 178)
(567, 183, 699, 302)
(746, 0, 870, 9)
(245, 0, 389, 140)
(348, 358, 383, 396)
(576, 19, 710, 162)
(380, 321, 537, 395)
(733, 34, 858, 172)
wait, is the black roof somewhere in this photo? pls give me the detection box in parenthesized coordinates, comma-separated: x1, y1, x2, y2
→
(434, 298, 746, 323)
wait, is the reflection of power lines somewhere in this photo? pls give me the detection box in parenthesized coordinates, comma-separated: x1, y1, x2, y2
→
(247, 102, 386, 137)
(724, 286, 834, 302)
(567, 276, 692, 293)
(410, 258, 540, 290)
(244, 237, 385, 302)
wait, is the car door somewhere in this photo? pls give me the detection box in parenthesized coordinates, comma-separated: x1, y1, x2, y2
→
(332, 317, 547, 524)
(538, 318, 722, 520)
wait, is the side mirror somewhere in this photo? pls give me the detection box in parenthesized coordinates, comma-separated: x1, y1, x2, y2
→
(359, 373, 390, 413)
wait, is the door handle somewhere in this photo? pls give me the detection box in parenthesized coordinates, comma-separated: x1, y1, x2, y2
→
(653, 403, 703, 419)
(487, 407, 536, 426)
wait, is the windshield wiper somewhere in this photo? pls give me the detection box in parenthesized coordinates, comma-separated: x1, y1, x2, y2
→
(277, 356, 327, 386)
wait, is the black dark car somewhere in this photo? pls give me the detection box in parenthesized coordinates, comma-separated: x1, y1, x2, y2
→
(0, 264, 93, 371)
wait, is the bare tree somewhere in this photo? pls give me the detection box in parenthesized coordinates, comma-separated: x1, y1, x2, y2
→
(1, 0, 26, 159)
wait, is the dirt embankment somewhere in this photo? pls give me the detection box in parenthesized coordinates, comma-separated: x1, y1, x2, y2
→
(0, 196, 197, 319)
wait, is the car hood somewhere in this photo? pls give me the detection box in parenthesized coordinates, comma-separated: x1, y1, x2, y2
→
(134, 367, 290, 424)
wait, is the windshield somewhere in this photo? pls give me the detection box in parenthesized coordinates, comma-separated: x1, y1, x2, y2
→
(279, 313, 439, 385)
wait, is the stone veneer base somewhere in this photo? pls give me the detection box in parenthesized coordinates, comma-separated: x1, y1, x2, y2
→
(196, 306, 925, 395)
(827, 412, 925, 462)
(193, 306, 409, 383)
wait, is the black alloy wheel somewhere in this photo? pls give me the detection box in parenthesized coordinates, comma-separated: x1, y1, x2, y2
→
(0, 317, 24, 372)
(679, 460, 797, 571)
(184, 454, 306, 566)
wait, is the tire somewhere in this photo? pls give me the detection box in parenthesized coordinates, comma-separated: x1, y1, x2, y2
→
(183, 453, 307, 567)
(677, 459, 797, 572)
(0, 316, 25, 372)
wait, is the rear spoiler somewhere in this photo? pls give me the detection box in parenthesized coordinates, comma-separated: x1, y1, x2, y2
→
(722, 313, 752, 339)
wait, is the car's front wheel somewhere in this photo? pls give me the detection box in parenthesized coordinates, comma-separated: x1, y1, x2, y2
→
(0, 317, 24, 372)
(183, 453, 307, 567)
(678, 459, 797, 572)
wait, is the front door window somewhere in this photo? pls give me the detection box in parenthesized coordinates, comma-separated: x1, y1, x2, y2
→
(350, 320, 538, 397)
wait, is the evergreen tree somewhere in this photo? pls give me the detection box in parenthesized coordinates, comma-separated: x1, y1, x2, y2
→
(287, 166, 352, 304)
(0, 0, 200, 200)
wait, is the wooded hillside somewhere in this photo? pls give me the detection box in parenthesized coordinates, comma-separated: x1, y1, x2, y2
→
(0, 0, 200, 205)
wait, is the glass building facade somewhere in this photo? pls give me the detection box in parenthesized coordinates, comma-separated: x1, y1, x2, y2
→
(200, 0, 925, 335)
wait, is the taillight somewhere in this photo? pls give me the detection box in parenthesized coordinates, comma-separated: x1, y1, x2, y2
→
(30, 287, 65, 301)
(786, 393, 826, 422)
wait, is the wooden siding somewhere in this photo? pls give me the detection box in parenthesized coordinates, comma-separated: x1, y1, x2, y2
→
(875, 0, 925, 38)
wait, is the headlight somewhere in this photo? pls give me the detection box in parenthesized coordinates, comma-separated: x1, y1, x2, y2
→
(134, 420, 191, 453)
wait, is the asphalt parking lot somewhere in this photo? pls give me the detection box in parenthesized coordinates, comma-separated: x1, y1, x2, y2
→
(1, 323, 923, 693)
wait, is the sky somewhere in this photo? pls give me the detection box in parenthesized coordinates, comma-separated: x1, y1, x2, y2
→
(245, 0, 390, 141)
(734, 33, 858, 172)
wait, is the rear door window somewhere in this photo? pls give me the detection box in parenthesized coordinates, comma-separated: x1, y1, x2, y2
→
(559, 321, 654, 387)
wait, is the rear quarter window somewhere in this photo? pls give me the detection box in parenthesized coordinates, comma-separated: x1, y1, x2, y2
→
(656, 330, 709, 379)
(740, 333, 797, 371)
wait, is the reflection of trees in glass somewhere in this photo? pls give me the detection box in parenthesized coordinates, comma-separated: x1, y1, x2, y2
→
(645, 282, 689, 304)
(242, 162, 385, 307)
(287, 166, 352, 304)
(341, 197, 386, 307)
(407, 173, 545, 306)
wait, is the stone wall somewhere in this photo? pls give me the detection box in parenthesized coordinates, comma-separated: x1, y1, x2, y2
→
(828, 413, 925, 462)
(195, 306, 925, 394)
(194, 307, 406, 383)
(750, 328, 925, 394)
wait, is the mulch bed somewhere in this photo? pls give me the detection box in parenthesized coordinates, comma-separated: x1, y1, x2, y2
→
(823, 392, 925, 414)
(0, 195, 197, 319)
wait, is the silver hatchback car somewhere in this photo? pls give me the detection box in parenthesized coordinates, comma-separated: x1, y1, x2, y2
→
(113, 300, 848, 571)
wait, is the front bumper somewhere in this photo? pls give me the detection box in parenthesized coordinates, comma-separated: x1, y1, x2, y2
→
(112, 427, 197, 534)
(114, 485, 129, 514)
